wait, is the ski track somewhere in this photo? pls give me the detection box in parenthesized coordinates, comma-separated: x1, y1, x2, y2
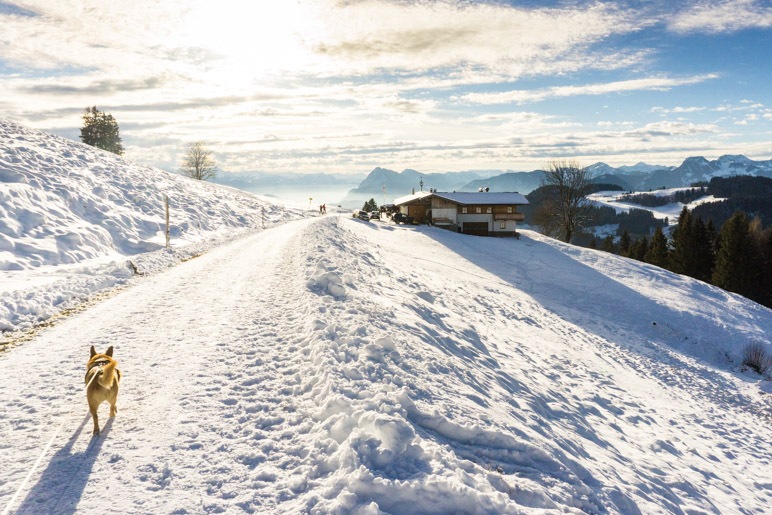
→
(1, 216, 770, 514)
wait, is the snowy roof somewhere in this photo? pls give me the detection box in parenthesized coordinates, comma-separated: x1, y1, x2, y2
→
(393, 190, 433, 205)
(394, 191, 529, 206)
(432, 191, 529, 205)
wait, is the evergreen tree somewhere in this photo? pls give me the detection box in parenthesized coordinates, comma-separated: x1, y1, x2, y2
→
(362, 198, 378, 211)
(619, 230, 631, 257)
(748, 217, 772, 307)
(631, 236, 649, 262)
(80, 106, 124, 155)
(601, 235, 616, 253)
(645, 226, 669, 267)
(670, 206, 695, 276)
(712, 211, 757, 299)
(692, 217, 715, 282)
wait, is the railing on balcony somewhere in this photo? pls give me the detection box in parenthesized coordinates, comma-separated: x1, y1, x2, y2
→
(493, 213, 525, 221)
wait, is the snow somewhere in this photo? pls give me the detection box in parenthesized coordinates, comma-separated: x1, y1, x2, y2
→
(588, 188, 722, 224)
(1, 120, 771, 514)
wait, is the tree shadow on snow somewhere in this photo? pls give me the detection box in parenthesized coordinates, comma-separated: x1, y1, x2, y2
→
(15, 414, 112, 514)
(411, 227, 768, 513)
(420, 227, 767, 410)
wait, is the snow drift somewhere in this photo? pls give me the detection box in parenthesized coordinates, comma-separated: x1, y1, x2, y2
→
(0, 119, 302, 331)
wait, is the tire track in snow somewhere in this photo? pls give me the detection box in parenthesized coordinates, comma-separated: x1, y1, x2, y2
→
(2, 218, 325, 514)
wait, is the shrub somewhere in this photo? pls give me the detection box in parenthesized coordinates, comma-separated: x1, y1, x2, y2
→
(742, 342, 771, 376)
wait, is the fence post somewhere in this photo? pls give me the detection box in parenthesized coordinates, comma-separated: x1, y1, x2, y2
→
(164, 194, 170, 248)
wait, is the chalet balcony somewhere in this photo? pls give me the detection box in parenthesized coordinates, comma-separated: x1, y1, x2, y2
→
(493, 213, 525, 221)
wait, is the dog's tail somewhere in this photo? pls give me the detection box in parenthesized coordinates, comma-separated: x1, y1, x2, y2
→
(97, 360, 119, 389)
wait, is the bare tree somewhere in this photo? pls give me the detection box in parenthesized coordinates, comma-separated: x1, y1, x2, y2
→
(180, 141, 217, 180)
(541, 159, 594, 243)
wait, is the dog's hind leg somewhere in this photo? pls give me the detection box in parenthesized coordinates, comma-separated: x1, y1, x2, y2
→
(109, 382, 119, 417)
(89, 399, 101, 436)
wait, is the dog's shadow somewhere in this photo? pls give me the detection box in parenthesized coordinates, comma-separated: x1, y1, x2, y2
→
(15, 415, 113, 514)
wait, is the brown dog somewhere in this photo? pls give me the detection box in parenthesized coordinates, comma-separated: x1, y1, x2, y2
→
(85, 345, 121, 436)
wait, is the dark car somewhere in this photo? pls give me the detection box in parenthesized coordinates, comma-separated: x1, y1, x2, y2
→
(352, 209, 370, 221)
(393, 212, 414, 224)
(369, 211, 380, 220)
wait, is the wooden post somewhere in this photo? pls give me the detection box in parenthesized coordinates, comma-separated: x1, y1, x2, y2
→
(164, 194, 170, 248)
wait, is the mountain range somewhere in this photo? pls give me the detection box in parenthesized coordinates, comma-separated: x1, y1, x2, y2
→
(339, 155, 772, 207)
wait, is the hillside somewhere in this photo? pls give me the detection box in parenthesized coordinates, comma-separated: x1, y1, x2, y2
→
(1, 122, 771, 513)
(0, 119, 303, 331)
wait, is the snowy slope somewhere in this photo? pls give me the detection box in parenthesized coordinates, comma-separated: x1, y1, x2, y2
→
(1, 216, 770, 514)
(0, 119, 305, 332)
(1, 122, 771, 514)
(587, 188, 721, 225)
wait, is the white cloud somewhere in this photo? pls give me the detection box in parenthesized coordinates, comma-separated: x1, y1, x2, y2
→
(458, 75, 719, 105)
(669, 0, 772, 34)
(308, 1, 643, 76)
(1, 1, 769, 174)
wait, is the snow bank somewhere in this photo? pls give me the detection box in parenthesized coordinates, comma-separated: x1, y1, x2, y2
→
(0, 119, 304, 332)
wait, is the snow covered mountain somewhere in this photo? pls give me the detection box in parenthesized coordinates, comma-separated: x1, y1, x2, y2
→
(1, 121, 771, 514)
(341, 156, 772, 197)
(636, 154, 772, 190)
(340, 167, 489, 208)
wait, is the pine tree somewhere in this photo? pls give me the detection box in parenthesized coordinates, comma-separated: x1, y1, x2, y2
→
(670, 206, 695, 276)
(80, 106, 124, 155)
(692, 217, 715, 282)
(748, 217, 772, 307)
(632, 236, 649, 261)
(712, 211, 757, 299)
(645, 226, 669, 267)
(619, 230, 631, 257)
(601, 235, 616, 253)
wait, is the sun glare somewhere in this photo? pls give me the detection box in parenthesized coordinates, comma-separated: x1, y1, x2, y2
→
(180, 1, 320, 84)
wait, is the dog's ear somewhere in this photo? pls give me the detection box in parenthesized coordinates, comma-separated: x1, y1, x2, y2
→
(105, 346, 114, 357)
(90, 345, 96, 357)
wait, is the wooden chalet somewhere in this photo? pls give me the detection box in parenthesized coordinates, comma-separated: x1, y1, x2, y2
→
(393, 191, 529, 237)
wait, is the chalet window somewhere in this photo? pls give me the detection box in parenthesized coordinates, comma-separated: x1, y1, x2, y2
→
(499, 221, 506, 229)
(461, 207, 468, 214)
(507, 207, 513, 213)
(486, 207, 492, 214)
(476, 207, 481, 214)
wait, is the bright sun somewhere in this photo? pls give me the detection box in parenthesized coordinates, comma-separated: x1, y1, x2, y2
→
(179, 1, 322, 83)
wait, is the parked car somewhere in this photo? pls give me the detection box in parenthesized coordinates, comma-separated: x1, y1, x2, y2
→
(370, 211, 380, 220)
(352, 209, 370, 221)
(393, 212, 414, 224)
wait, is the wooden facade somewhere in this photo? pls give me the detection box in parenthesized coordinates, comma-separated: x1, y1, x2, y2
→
(393, 191, 529, 237)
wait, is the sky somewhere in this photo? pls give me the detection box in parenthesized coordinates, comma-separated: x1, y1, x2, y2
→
(1, 0, 771, 175)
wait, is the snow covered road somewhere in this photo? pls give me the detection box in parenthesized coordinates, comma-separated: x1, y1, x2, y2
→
(2, 215, 771, 514)
(2, 216, 324, 513)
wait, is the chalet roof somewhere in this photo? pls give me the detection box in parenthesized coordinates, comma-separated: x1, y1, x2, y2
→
(393, 191, 432, 205)
(394, 191, 529, 206)
(433, 192, 529, 205)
